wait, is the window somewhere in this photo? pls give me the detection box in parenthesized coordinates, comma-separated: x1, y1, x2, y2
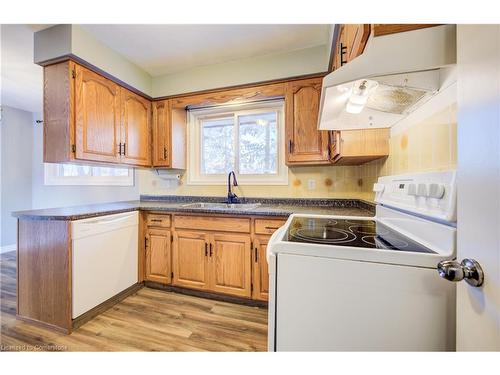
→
(44, 163, 134, 186)
(187, 101, 287, 185)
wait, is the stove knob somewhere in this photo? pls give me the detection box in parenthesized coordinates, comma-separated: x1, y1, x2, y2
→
(428, 183, 445, 199)
(417, 183, 429, 197)
(407, 183, 417, 196)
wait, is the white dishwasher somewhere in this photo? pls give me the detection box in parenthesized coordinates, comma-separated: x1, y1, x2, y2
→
(72, 211, 139, 319)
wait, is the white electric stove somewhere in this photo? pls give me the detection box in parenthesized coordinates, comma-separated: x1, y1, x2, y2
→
(267, 171, 457, 351)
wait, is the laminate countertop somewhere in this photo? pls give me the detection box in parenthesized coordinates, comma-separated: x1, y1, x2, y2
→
(13, 196, 375, 221)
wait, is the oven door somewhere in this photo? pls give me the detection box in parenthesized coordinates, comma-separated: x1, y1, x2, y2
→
(275, 252, 455, 351)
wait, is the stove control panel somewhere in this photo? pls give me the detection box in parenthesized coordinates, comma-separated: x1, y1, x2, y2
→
(373, 171, 456, 222)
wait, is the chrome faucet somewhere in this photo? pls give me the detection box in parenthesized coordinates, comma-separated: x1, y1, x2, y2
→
(227, 171, 239, 204)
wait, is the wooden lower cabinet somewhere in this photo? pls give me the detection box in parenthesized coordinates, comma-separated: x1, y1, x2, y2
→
(252, 236, 270, 301)
(147, 214, 284, 301)
(210, 233, 252, 298)
(172, 230, 252, 298)
(172, 231, 210, 290)
(145, 228, 171, 284)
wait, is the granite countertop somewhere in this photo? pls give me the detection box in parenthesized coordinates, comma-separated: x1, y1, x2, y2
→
(13, 196, 375, 221)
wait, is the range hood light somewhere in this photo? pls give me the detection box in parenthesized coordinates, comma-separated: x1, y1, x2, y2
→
(345, 80, 378, 114)
(345, 101, 365, 114)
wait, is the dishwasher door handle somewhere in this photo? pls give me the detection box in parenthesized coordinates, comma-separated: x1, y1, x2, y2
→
(78, 213, 135, 226)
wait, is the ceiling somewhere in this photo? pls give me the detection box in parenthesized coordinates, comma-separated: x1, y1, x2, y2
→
(79, 24, 331, 76)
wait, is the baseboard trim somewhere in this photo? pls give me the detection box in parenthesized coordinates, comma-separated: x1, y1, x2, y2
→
(16, 314, 71, 334)
(0, 244, 16, 254)
(144, 282, 268, 308)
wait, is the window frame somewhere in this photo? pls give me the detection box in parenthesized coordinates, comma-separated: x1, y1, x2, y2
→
(44, 163, 134, 186)
(187, 100, 288, 185)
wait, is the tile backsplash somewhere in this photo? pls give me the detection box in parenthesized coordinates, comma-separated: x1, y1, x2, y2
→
(139, 165, 364, 199)
(359, 103, 457, 201)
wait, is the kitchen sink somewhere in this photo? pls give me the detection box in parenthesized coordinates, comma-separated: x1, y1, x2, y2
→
(181, 202, 261, 210)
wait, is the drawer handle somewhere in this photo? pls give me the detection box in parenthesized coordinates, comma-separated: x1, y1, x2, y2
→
(150, 219, 163, 222)
(264, 226, 280, 230)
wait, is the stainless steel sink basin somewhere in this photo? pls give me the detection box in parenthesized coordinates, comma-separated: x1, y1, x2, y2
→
(181, 202, 261, 210)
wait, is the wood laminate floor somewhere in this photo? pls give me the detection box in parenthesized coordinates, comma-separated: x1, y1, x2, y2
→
(0, 251, 268, 351)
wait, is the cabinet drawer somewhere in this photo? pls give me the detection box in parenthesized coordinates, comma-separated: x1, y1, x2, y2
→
(174, 215, 250, 233)
(146, 214, 171, 228)
(254, 219, 286, 235)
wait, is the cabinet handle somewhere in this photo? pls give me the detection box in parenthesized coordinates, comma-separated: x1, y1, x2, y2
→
(288, 139, 293, 154)
(340, 43, 347, 66)
(122, 143, 126, 155)
(118, 143, 123, 155)
(209, 243, 213, 257)
(255, 247, 258, 263)
(163, 147, 167, 160)
(205, 242, 208, 257)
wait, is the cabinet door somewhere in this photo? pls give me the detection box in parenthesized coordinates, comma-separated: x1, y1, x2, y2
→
(252, 236, 270, 301)
(346, 24, 370, 62)
(285, 78, 330, 165)
(152, 100, 170, 167)
(172, 231, 209, 290)
(75, 65, 121, 163)
(209, 233, 252, 298)
(120, 88, 151, 166)
(145, 228, 171, 284)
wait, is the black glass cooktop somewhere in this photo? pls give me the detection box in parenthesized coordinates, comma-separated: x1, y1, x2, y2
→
(286, 218, 436, 254)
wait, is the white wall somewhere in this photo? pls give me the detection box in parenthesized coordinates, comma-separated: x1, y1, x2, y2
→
(1, 106, 33, 247)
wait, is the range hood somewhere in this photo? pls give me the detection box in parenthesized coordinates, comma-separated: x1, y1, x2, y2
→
(318, 24, 457, 130)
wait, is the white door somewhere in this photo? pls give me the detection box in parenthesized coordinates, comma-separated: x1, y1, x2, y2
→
(456, 25, 500, 350)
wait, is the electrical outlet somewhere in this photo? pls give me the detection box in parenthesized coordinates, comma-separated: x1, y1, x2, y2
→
(307, 179, 316, 190)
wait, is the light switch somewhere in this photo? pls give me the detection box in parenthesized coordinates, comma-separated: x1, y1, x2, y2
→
(307, 179, 316, 190)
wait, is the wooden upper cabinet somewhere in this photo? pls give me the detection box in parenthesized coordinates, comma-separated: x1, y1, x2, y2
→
(120, 88, 151, 166)
(346, 24, 371, 62)
(285, 78, 330, 165)
(331, 24, 370, 71)
(74, 65, 121, 163)
(330, 128, 390, 165)
(152, 100, 170, 167)
(152, 100, 187, 169)
(43, 61, 153, 167)
(373, 24, 441, 37)
(145, 228, 171, 285)
(210, 233, 252, 298)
